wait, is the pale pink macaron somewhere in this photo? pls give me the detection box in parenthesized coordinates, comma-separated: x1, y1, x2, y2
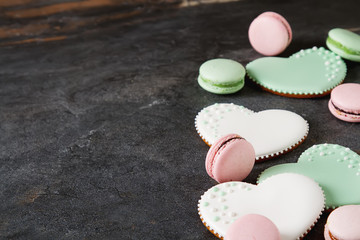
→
(328, 83, 360, 122)
(225, 214, 280, 240)
(205, 133, 255, 183)
(248, 12, 292, 56)
(324, 205, 360, 240)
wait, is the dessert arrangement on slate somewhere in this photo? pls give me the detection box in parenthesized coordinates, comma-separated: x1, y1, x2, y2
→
(195, 10, 360, 240)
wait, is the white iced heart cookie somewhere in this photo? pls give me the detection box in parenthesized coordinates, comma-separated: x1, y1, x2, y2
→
(198, 173, 325, 240)
(195, 103, 309, 160)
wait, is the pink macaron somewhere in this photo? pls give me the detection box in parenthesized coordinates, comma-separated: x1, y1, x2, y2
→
(205, 133, 255, 183)
(328, 83, 360, 122)
(248, 12, 292, 56)
(225, 214, 280, 240)
(324, 205, 360, 240)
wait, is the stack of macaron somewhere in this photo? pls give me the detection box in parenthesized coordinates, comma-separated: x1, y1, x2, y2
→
(195, 9, 360, 240)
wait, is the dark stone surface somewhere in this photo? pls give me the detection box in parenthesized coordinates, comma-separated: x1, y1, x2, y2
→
(1, 0, 360, 239)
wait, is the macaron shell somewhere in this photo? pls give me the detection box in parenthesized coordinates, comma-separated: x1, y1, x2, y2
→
(212, 138, 255, 183)
(225, 214, 280, 240)
(328, 28, 360, 53)
(331, 83, 360, 113)
(327, 205, 360, 240)
(205, 134, 241, 179)
(249, 12, 291, 56)
(199, 59, 245, 85)
(227, 235, 255, 240)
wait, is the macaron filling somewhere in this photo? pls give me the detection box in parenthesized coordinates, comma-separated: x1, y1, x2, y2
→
(198, 75, 243, 88)
(328, 229, 338, 240)
(207, 136, 243, 178)
(330, 100, 360, 115)
(327, 37, 360, 56)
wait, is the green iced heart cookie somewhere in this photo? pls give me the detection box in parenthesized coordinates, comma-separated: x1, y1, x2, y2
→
(258, 144, 360, 209)
(246, 47, 347, 98)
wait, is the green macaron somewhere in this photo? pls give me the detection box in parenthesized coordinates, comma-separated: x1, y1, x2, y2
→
(326, 28, 360, 62)
(198, 58, 245, 94)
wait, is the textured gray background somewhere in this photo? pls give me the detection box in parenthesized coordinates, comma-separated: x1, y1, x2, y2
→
(1, 0, 360, 239)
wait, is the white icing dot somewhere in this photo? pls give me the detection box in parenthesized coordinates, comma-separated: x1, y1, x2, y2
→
(320, 152, 325, 156)
(345, 148, 350, 151)
(336, 56, 340, 59)
(344, 156, 349, 160)
(325, 61, 330, 65)
(319, 145, 327, 150)
(312, 46, 318, 50)
(229, 212, 237, 217)
(337, 61, 342, 65)
(348, 165, 354, 168)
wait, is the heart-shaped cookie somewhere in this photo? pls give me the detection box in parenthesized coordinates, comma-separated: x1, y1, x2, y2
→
(198, 173, 325, 240)
(258, 144, 360, 209)
(195, 103, 309, 161)
(246, 47, 347, 98)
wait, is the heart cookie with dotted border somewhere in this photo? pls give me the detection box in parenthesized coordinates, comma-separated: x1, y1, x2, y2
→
(246, 47, 347, 98)
(195, 103, 309, 161)
(258, 144, 360, 209)
(198, 173, 325, 240)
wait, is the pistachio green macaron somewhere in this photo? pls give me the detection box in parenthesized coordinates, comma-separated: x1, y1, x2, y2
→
(198, 58, 245, 94)
(326, 28, 360, 62)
